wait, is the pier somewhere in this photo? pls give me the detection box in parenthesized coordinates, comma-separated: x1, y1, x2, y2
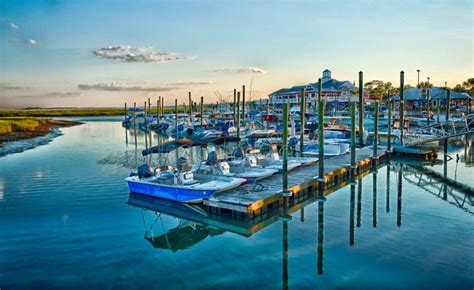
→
(203, 146, 387, 219)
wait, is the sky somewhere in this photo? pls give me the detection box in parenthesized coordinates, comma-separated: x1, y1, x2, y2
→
(0, 0, 472, 108)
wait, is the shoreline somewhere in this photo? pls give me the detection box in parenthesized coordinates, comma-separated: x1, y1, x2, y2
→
(0, 119, 82, 146)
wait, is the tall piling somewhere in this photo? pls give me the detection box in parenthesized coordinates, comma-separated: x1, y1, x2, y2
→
(242, 85, 246, 128)
(444, 89, 451, 156)
(147, 98, 151, 114)
(133, 102, 137, 148)
(236, 92, 241, 140)
(373, 101, 379, 162)
(189, 92, 192, 119)
(282, 103, 290, 198)
(358, 71, 364, 147)
(200, 96, 204, 127)
(318, 100, 325, 185)
(400, 71, 405, 145)
(175, 99, 178, 140)
(299, 88, 306, 157)
(265, 99, 269, 129)
(350, 102, 356, 175)
(144, 101, 148, 149)
(125, 102, 128, 145)
(233, 89, 237, 125)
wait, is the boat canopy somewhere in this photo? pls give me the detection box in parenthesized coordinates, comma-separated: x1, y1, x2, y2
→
(142, 139, 207, 156)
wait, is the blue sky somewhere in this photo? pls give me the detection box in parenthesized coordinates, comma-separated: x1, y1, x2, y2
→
(0, 0, 472, 108)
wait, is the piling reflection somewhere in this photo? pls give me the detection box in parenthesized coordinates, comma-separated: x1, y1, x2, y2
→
(126, 158, 472, 281)
(349, 183, 355, 246)
(397, 164, 403, 227)
(373, 172, 377, 228)
(316, 191, 325, 276)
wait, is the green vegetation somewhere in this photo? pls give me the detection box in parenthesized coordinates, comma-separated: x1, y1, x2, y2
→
(0, 117, 42, 135)
(0, 107, 183, 118)
(0, 108, 127, 117)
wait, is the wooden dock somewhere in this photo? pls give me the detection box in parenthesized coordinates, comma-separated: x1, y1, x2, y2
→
(203, 146, 388, 219)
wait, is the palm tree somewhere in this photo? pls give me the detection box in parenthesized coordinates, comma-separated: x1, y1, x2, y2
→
(462, 78, 474, 96)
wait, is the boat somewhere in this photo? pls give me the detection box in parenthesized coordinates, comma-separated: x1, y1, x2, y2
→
(198, 151, 278, 182)
(126, 139, 246, 203)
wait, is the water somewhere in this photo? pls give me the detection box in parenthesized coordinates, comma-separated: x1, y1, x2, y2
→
(1, 121, 472, 289)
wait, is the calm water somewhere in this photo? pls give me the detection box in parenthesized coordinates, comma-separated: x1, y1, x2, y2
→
(1, 121, 473, 289)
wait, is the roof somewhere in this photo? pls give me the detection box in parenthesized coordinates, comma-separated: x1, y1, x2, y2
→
(392, 87, 471, 101)
(270, 78, 357, 96)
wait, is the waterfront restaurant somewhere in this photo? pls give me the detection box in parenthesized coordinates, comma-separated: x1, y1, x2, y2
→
(392, 87, 472, 110)
(268, 69, 369, 111)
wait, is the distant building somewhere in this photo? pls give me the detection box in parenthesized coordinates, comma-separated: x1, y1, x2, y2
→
(268, 69, 369, 110)
(392, 87, 471, 108)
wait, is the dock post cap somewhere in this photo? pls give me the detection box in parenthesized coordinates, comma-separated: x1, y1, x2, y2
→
(349, 180, 357, 186)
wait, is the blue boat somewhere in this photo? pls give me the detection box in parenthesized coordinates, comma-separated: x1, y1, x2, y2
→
(126, 139, 246, 203)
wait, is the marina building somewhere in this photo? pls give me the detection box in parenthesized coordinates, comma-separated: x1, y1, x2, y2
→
(392, 87, 471, 109)
(268, 69, 369, 110)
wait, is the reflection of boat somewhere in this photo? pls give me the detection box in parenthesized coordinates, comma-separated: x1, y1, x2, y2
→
(127, 194, 224, 251)
(126, 139, 246, 203)
(145, 222, 224, 252)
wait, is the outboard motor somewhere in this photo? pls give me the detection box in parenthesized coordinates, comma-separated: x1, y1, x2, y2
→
(233, 147, 246, 159)
(206, 151, 218, 165)
(138, 164, 154, 178)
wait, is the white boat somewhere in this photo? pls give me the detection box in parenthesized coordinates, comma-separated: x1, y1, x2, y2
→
(126, 140, 246, 203)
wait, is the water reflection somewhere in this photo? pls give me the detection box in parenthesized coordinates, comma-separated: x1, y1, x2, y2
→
(126, 157, 472, 280)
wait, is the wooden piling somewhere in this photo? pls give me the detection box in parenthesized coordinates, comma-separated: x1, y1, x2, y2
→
(400, 71, 405, 145)
(358, 71, 364, 147)
(444, 89, 451, 155)
(175, 99, 178, 140)
(124, 102, 127, 116)
(233, 89, 237, 125)
(373, 101, 379, 161)
(188, 92, 192, 118)
(147, 98, 151, 114)
(350, 102, 356, 174)
(242, 85, 246, 128)
(318, 100, 325, 184)
(133, 102, 137, 148)
(237, 92, 241, 140)
(282, 103, 289, 195)
(299, 88, 306, 157)
(265, 99, 269, 129)
(200, 96, 204, 127)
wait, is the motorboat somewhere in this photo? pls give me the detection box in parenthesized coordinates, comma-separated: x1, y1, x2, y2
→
(126, 139, 246, 203)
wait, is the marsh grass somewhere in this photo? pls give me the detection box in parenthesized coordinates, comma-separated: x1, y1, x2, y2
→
(0, 118, 43, 135)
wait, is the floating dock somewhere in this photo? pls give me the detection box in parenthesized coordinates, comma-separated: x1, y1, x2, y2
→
(203, 146, 387, 219)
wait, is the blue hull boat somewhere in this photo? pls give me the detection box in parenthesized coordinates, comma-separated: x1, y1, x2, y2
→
(125, 174, 245, 203)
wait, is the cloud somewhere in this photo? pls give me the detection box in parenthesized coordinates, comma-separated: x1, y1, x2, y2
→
(78, 82, 175, 92)
(213, 67, 267, 74)
(93, 45, 194, 63)
(25, 38, 39, 46)
(78, 81, 214, 92)
(8, 92, 84, 99)
(167, 81, 214, 86)
(0, 83, 32, 91)
(9, 22, 18, 30)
